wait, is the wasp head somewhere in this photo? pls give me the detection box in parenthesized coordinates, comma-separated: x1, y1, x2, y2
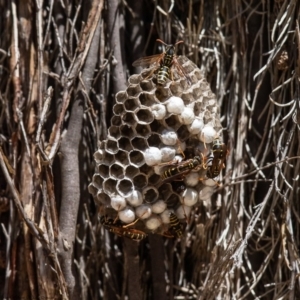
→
(165, 45, 175, 56)
(156, 39, 183, 56)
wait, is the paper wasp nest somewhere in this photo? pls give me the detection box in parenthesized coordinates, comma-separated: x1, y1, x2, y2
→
(88, 56, 222, 237)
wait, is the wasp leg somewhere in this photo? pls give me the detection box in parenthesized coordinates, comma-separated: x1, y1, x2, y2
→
(182, 204, 189, 224)
(113, 215, 119, 224)
(173, 175, 188, 181)
(173, 56, 192, 85)
(122, 211, 147, 228)
(181, 209, 188, 223)
(143, 66, 159, 81)
(113, 205, 122, 224)
(122, 218, 140, 228)
(195, 152, 207, 170)
(161, 231, 175, 238)
(157, 158, 181, 167)
(175, 139, 185, 159)
(170, 68, 174, 83)
(200, 133, 207, 149)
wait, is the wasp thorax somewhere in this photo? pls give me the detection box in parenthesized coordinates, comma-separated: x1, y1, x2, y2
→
(89, 55, 223, 239)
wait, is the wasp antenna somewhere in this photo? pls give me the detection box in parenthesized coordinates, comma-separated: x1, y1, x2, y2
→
(156, 39, 168, 45)
(175, 40, 184, 46)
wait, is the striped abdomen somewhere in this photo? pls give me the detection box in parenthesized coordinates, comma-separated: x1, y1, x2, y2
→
(206, 139, 227, 178)
(169, 213, 183, 238)
(100, 215, 147, 241)
(157, 65, 170, 84)
(157, 51, 174, 84)
(119, 229, 147, 241)
(161, 156, 203, 181)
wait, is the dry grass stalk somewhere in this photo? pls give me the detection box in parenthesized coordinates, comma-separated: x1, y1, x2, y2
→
(0, 0, 300, 299)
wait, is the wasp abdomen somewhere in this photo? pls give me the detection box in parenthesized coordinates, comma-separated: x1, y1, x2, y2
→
(169, 213, 183, 238)
(100, 215, 147, 241)
(161, 156, 204, 182)
(206, 139, 227, 178)
(157, 66, 170, 84)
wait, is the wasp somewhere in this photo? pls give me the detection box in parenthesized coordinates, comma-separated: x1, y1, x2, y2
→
(206, 139, 228, 178)
(161, 155, 205, 182)
(132, 39, 191, 85)
(100, 216, 147, 241)
(169, 213, 183, 238)
(161, 213, 183, 238)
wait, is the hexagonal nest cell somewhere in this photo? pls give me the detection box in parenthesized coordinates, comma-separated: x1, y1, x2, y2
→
(88, 56, 224, 240)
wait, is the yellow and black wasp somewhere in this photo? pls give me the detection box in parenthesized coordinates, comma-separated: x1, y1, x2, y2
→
(132, 39, 191, 85)
(100, 216, 147, 241)
(169, 213, 183, 238)
(206, 139, 228, 178)
(161, 155, 205, 182)
(161, 213, 183, 238)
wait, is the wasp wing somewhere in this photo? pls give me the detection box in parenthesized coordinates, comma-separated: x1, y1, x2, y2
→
(132, 53, 164, 67)
(161, 169, 191, 183)
(173, 57, 192, 85)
